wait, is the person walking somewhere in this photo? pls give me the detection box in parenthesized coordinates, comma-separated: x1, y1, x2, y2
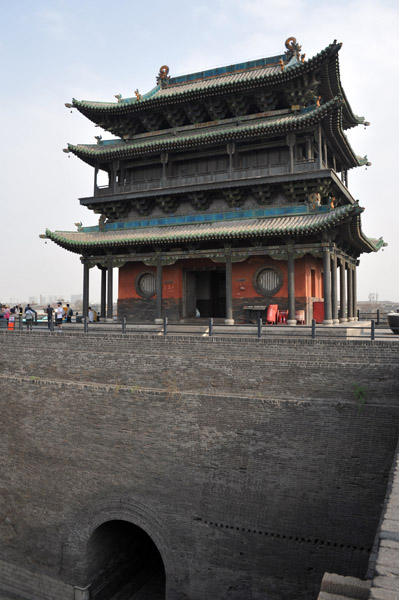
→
(25, 307, 35, 332)
(24, 304, 37, 324)
(66, 304, 73, 323)
(55, 302, 64, 332)
(45, 305, 54, 330)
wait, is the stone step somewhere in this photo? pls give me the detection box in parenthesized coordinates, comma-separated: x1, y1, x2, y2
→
(319, 572, 371, 599)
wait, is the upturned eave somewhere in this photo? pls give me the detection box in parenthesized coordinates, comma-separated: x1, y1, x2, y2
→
(67, 96, 356, 166)
(42, 204, 369, 255)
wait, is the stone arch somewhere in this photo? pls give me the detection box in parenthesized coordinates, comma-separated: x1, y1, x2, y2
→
(68, 496, 189, 600)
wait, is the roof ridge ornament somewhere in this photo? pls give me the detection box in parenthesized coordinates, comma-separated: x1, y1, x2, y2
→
(285, 37, 305, 62)
(156, 65, 170, 87)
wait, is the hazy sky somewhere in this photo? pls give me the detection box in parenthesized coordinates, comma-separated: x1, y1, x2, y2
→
(1, 0, 398, 303)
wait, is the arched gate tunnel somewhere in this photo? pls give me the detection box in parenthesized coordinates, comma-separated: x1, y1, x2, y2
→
(86, 520, 165, 599)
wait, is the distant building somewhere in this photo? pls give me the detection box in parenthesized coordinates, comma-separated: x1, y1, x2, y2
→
(70, 294, 83, 304)
(44, 37, 384, 324)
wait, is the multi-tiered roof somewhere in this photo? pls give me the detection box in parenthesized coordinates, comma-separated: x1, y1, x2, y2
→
(44, 38, 383, 258)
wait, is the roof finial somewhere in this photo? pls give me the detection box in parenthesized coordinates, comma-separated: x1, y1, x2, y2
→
(285, 37, 302, 61)
(156, 65, 170, 86)
(114, 94, 122, 102)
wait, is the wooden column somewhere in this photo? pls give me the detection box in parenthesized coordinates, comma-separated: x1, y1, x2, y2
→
(287, 249, 296, 326)
(317, 125, 323, 169)
(94, 165, 99, 196)
(323, 246, 333, 325)
(100, 267, 106, 319)
(83, 260, 89, 318)
(112, 160, 119, 193)
(160, 152, 168, 186)
(347, 263, 354, 321)
(227, 142, 235, 179)
(155, 263, 163, 323)
(225, 254, 234, 325)
(286, 134, 296, 173)
(323, 139, 328, 168)
(331, 252, 339, 324)
(107, 262, 113, 319)
(339, 258, 347, 322)
(305, 136, 313, 162)
(353, 263, 358, 321)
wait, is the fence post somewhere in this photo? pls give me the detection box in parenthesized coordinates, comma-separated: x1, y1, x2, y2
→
(163, 317, 168, 336)
(84, 317, 88, 333)
(209, 318, 213, 337)
(357, 309, 360, 321)
(377, 309, 380, 325)
(312, 319, 316, 339)
(258, 317, 262, 338)
(371, 319, 375, 341)
(122, 316, 127, 334)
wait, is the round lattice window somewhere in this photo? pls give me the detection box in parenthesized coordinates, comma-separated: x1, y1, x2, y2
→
(135, 272, 156, 298)
(253, 266, 283, 296)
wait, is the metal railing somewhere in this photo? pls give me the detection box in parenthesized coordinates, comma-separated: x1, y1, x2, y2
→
(63, 317, 397, 341)
(357, 310, 398, 326)
(4, 316, 398, 342)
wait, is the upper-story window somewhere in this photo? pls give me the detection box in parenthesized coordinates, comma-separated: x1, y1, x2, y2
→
(172, 155, 228, 177)
(124, 164, 162, 184)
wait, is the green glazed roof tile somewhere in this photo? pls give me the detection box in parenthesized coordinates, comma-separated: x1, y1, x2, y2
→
(44, 204, 365, 250)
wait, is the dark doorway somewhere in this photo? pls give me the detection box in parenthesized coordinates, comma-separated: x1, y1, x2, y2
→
(185, 270, 226, 318)
(86, 520, 165, 600)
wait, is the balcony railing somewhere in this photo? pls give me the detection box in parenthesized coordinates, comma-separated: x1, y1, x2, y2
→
(94, 160, 327, 198)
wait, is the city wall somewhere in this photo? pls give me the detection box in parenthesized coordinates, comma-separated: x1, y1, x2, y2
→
(0, 332, 398, 599)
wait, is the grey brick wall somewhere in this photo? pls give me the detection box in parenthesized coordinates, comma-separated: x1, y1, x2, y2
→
(0, 332, 398, 599)
(0, 557, 74, 600)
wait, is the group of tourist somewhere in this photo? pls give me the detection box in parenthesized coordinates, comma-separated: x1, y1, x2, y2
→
(1, 305, 23, 319)
(44, 303, 74, 332)
(0, 302, 76, 332)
